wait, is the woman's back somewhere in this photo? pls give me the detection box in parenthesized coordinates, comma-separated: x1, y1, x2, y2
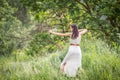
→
(70, 33, 81, 44)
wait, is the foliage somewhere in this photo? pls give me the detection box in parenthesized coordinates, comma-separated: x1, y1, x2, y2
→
(0, 35, 120, 80)
(0, 0, 21, 55)
(25, 33, 67, 56)
(7, 0, 29, 24)
(21, 0, 120, 50)
(0, 0, 33, 55)
(1, 0, 120, 55)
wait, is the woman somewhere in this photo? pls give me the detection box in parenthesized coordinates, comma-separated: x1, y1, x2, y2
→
(49, 24, 87, 77)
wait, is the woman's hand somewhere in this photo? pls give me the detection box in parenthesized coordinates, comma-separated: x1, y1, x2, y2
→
(49, 30, 53, 33)
(61, 64, 65, 72)
(60, 62, 66, 72)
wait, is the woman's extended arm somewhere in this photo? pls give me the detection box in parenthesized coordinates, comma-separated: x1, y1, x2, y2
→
(78, 29, 88, 35)
(49, 30, 71, 36)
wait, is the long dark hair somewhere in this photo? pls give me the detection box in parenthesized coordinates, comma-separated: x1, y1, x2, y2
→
(71, 24, 79, 39)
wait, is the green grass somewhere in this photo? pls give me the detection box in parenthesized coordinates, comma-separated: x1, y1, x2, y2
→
(0, 35, 120, 80)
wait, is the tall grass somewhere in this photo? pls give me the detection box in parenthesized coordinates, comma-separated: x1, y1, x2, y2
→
(0, 35, 120, 80)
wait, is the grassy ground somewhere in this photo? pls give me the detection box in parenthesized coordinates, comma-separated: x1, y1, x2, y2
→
(0, 35, 120, 80)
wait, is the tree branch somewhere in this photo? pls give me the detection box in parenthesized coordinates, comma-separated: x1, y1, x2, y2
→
(74, 0, 91, 14)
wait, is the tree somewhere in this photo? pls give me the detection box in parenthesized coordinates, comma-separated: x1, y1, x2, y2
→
(21, 0, 120, 48)
(0, 0, 22, 55)
(7, 0, 29, 24)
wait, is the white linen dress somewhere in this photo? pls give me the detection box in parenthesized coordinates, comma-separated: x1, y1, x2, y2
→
(60, 33, 82, 77)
